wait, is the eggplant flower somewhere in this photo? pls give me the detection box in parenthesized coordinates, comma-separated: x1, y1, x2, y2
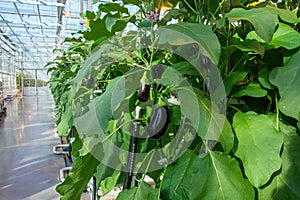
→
(146, 11, 159, 23)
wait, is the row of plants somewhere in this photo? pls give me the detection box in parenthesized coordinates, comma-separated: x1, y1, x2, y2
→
(47, 0, 300, 199)
(16, 72, 47, 89)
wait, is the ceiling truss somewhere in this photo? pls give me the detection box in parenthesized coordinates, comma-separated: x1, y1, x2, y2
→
(0, 0, 84, 75)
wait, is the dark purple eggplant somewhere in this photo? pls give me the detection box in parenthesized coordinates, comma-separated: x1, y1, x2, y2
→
(65, 62, 70, 69)
(147, 106, 169, 139)
(152, 64, 165, 79)
(137, 83, 150, 102)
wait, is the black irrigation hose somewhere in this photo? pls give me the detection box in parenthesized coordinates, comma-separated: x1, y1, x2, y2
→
(123, 121, 140, 190)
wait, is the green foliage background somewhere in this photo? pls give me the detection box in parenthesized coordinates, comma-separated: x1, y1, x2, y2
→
(47, 0, 300, 199)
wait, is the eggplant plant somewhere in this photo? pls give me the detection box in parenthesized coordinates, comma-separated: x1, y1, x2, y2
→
(48, 0, 300, 199)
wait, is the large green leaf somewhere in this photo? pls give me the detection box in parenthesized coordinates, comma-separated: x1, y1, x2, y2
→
(233, 39, 265, 56)
(122, 0, 139, 6)
(232, 82, 268, 98)
(84, 18, 114, 41)
(105, 16, 130, 32)
(226, 8, 278, 42)
(223, 71, 248, 96)
(156, 66, 182, 86)
(161, 150, 254, 200)
(268, 23, 300, 50)
(259, 122, 300, 199)
(74, 78, 119, 137)
(57, 111, 71, 136)
(212, 71, 248, 104)
(117, 181, 159, 200)
(100, 170, 121, 195)
(177, 88, 200, 133)
(233, 112, 283, 187)
(57, 99, 73, 136)
(265, 5, 298, 24)
(258, 71, 274, 90)
(56, 153, 100, 200)
(197, 98, 234, 153)
(270, 48, 300, 121)
(98, 3, 128, 14)
(247, 23, 300, 50)
(171, 61, 199, 76)
(85, 10, 96, 19)
(157, 23, 221, 65)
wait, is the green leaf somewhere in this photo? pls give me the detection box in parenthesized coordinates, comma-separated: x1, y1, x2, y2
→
(270, 48, 300, 121)
(83, 18, 114, 41)
(177, 88, 200, 132)
(105, 15, 129, 32)
(232, 112, 283, 187)
(117, 181, 159, 200)
(57, 101, 73, 136)
(226, 8, 278, 42)
(90, 36, 107, 51)
(71, 127, 83, 158)
(56, 153, 100, 200)
(74, 78, 120, 138)
(269, 23, 300, 50)
(156, 67, 182, 86)
(198, 98, 234, 153)
(157, 23, 221, 65)
(232, 82, 267, 98)
(265, 5, 298, 24)
(111, 69, 144, 118)
(259, 122, 300, 199)
(98, 3, 128, 14)
(138, 20, 152, 28)
(122, 0, 139, 6)
(233, 40, 265, 56)
(171, 61, 199, 76)
(100, 170, 121, 195)
(247, 23, 300, 50)
(223, 71, 248, 96)
(57, 112, 70, 136)
(161, 150, 254, 200)
(94, 163, 115, 188)
(169, 106, 181, 125)
(86, 10, 95, 19)
(258, 71, 274, 90)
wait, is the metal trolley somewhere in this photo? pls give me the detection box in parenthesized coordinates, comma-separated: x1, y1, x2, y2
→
(0, 90, 7, 115)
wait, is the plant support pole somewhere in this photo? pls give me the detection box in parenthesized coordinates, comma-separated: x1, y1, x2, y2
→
(123, 106, 141, 190)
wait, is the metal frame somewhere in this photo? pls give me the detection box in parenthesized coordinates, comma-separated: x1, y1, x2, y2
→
(0, 0, 85, 80)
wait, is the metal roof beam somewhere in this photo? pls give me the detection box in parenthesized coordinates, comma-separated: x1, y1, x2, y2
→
(13, 2, 37, 48)
(0, 14, 26, 51)
(0, 10, 79, 19)
(0, 32, 60, 38)
(3, 0, 65, 7)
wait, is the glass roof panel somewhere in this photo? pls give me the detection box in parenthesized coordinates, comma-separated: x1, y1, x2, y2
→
(0, 0, 86, 77)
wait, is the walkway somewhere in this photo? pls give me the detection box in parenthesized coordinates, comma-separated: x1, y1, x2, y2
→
(0, 88, 64, 200)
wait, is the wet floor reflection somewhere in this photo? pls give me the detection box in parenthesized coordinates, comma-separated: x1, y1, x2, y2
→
(0, 92, 64, 200)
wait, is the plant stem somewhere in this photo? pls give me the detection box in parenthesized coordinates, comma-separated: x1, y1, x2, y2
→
(182, 0, 198, 14)
(101, 118, 144, 143)
(229, 54, 246, 74)
(141, 148, 156, 181)
(275, 91, 279, 131)
(213, 0, 226, 16)
(228, 104, 242, 113)
(193, 0, 201, 23)
(149, 24, 155, 67)
(148, 24, 159, 104)
(127, 62, 148, 70)
(158, 166, 167, 198)
(226, 22, 232, 75)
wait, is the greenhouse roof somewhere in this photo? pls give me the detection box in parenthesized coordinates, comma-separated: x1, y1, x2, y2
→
(0, 0, 85, 71)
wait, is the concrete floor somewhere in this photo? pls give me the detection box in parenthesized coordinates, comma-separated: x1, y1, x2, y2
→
(0, 88, 88, 200)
